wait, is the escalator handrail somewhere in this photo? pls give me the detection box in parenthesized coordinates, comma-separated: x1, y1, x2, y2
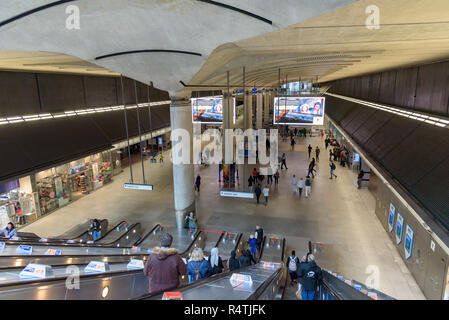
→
(258, 236, 267, 260)
(95, 220, 127, 242)
(233, 233, 243, 252)
(321, 272, 372, 300)
(247, 266, 283, 300)
(134, 223, 161, 246)
(181, 230, 202, 256)
(213, 231, 226, 249)
(280, 238, 286, 262)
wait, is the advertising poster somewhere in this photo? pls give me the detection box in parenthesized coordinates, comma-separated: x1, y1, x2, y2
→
(54, 176, 63, 199)
(388, 203, 395, 232)
(395, 213, 404, 245)
(274, 96, 325, 125)
(192, 97, 223, 123)
(404, 224, 414, 260)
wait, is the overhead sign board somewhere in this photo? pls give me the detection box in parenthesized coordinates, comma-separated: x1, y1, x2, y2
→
(274, 96, 325, 125)
(220, 190, 254, 199)
(192, 96, 223, 123)
(124, 183, 153, 191)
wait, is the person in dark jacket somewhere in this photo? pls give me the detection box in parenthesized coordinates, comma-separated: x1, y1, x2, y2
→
(254, 184, 262, 204)
(228, 250, 240, 271)
(297, 253, 323, 300)
(248, 235, 258, 261)
(187, 248, 212, 282)
(143, 233, 187, 294)
(208, 247, 224, 275)
(238, 250, 251, 268)
(91, 219, 101, 241)
(255, 225, 264, 253)
(195, 174, 201, 192)
(248, 176, 254, 193)
(357, 170, 364, 189)
(246, 249, 257, 265)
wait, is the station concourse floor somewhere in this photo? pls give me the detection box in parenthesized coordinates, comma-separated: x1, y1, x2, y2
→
(22, 135, 425, 300)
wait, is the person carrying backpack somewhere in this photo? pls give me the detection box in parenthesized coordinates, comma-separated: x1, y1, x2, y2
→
(297, 253, 323, 300)
(187, 248, 212, 282)
(254, 184, 262, 204)
(330, 161, 337, 179)
(287, 251, 299, 286)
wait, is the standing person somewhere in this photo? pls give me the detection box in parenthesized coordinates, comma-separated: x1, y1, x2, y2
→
(290, 137, 296, 151)
(281, 153, 288, 170)
(92, 218, 101, 241)
(254, 184, 262, 204)
(246, 249, 257, 265)
(267, 172, 273, 185)
(307, 158, 316, 178)
(357, 170, 364, 189)
(292, 175, 298, 193)
(238, 250, 251, 268)
(308, 145, 312, 158)
(208, 247, 224, 275)
(195, 174, 201, 192)
(249, 235, 258, 261)
(325, 138, 329, 150)
(159, 152, 164, 163)
(227, 250, 240, 271)
(248, 176, 254, 193)
(262, 186, 269, 206)
(297, 253, 323, 300)
(187, 248, 213, 282)
(297, 177, 304, 197)
(274, 170, 280, 185)
(329, 149, 333, 161)
(305, 175, 312, 198)
(315, 146, 320, 162)
(185, 211, 198, 233)
(286, 250, 299, 286)
(329, 161, 337, 179)
(143, 233, 187, 294)
(0, 222, 17, 239)
(255, 225, 264, 254)
(252, 168, 258, 182)
(266, 138, 270, 151)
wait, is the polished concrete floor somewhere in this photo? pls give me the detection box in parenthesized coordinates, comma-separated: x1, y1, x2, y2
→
(22, 135, 425, 300)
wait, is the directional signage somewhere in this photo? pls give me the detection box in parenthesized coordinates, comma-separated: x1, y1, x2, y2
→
(19, 264, 53, 279)
(124, 183, 153, 191)
(16, 245, 32, 255)
(252, 88, 258, 95)
(220, 190, 254, 199)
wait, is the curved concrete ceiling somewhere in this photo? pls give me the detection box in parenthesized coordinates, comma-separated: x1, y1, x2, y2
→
(0, 0, 355, 96)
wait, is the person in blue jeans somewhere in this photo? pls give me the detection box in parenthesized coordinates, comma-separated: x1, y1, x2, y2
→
(91, 219, 101, 241)
(262, 187, 269, 206)
(248, 235, 258, 261)
(329, 161, 337, 179)
(297, 253, 323, 300)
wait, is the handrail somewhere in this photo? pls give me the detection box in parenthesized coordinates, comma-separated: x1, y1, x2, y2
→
(95, 220, 127, 242)
(258, 236, 267, 260)
(214, 231, 225, 248)
(234, 233, 243, 252)
(181, 230, 202, 256)
(247, 267, 283, 300)
(134, 223, 161, 246)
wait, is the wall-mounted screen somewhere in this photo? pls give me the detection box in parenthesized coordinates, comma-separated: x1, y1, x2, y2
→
(388, 203, 395, 232)
(404, 224, 414, 260)
(274, 96, 325, 125)
(192, 97, 223, 123)
(395, 213, 404, 245)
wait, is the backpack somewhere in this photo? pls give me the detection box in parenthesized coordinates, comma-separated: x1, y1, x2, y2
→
(288, 256, 298, 272)
(191, 260, 205, 281)
(331, 163, 336, 170)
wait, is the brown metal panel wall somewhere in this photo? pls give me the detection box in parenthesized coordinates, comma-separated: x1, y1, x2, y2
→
(368, 73, 381, 101)
(115, 77, 136, 105)
(344, 106, 376, 135)
(414, 62, 449, 116)
(394, 67, 418, 108)
(37, 73, 86, 112)
(378, 70, 397, 105)
(83, 76, 118, 107)
(351, 109, 394, 145)
(353, 76, 362, 98)
(0, 72, 41, 116)
(360, 75, 370, 100)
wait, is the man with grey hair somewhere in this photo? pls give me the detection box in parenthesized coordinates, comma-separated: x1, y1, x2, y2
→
(297, 253, 323, 300)
(143, 232, 187, 294)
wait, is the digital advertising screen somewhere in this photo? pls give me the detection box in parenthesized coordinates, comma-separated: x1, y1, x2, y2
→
(191, 97, 223, 123)
(274, 96, 325, 125)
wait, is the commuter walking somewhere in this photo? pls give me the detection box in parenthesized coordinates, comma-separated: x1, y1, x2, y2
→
(315, 146, 320, 162)
(308, 145, 312, 158)
(305, 176, 312, 198)
(255, 184, 262, 204)
(329, 149, 333, 161)
(249, 235, 258, 261)
(274, 170, 280, 185)
(252, 168, 258, 182)
(227, 250, 240, 271)
(262, 186, 269, 206)
(297, 177, 304, 197)
(195, 174, 201, 192)
(187, 248, 213, 282)
(287, 250, 299, 286)
(159, 152, 164, 163)
(292, 175, 298, 193)
(143, 233, 187, 294)
(281, 153, 288, 170)
(267, 173, 273, 185)
(291, 137, 296, 151)
(325, 138, 329, 150)
(0, 222, 17, 239)
(357, 170, 364, 189)
(329, 161, 337, 179)
(208, 247, 224, 275)
(297, 253, 323, 300)
(307, 158, 316, 178)
(255, 225, 264, 254)
(248, 176, 254, 193)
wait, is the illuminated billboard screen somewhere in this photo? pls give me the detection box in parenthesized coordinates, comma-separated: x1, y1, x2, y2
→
(274, 96, 325, 125)
(192, 97, 223, 123)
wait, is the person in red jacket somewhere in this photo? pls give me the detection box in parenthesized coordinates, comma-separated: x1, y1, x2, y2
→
(143, 232, 187, 294)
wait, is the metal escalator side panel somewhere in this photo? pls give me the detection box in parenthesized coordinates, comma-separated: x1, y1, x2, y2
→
(320, 272, 372, 300)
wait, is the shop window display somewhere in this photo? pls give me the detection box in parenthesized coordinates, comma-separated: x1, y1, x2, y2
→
(0, 180, 36, 226)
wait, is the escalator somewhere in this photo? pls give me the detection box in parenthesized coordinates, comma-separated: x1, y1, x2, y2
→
(0, 227, 204, 299)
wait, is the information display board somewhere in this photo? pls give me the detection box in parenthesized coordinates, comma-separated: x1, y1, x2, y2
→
(274, 96, 325, 125)
(192, 97, 223, 123)
(404, 224, 414, 260)
(388, 203, 395, 232)
(395, 213, 404, 245)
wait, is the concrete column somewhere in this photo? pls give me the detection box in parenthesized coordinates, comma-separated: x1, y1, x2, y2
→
(256, 92, 263, 129)
(263, 90, 270, 124)
(245, 92, 253, 130)
(170, 97, 195, 229)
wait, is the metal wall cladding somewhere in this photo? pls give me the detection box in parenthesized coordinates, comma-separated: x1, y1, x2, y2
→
(394, 67, 418, 108)
(368, 73, 381, 101)
(378, 70, 397, 106)
(0, 72, 41, 116)
(344, 107, 376, 136)
(351, 109, 394, 145)
(84, 76, 118, 107)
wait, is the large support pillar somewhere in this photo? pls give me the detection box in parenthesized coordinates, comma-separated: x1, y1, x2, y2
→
(256, 92, 263, 129)
(263, 90, 270, 124)
(245, 92, 253, 130)
(170, 97, 195, 229)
